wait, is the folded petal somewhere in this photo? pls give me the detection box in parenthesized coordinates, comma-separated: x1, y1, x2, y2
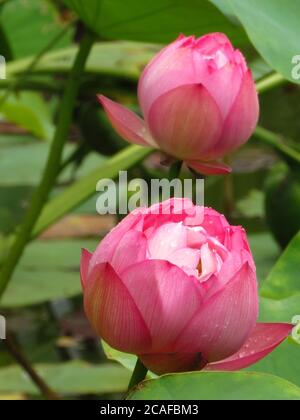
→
(198, 62, 243, 119)
(98, 95, 154, 147)
(121, 260, 202, 352)
(80, 249, 92, 290)
(211, 70, 259, 158)
(138, 38, 199, 118)
(148, 222, 188, 259)
(90, 210, 144, 267)
(84, 262, 151, 354)
(111, 229, 148, 275)
(187, 159, 231, 175)
(147, 84, 222, 160)
(205, 323, 293, 371)
(175, 262, 258, 362)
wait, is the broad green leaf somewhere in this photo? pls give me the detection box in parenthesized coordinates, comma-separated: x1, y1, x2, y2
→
(0, 186, 33, 235)
(0, 142, 51, 186)
(0, 361, 130, 395)
(1, 0, 72, 58)
(0, 93, 55, 141)
(250, 58, 272, 82)
(7, 42, 160, 81)
(102, 341, 156, 379)
(260, 295, 300, 323)
(128, 371, 300, 400)
(102, 341, 138, 373)
(1, 239, 97, 307)
(64, 0, 247, 44)
(246, 295, 300, 387)
(33, 145, 152, 238)
(261, 230, 300, 299)
(210, 0, 236, 18)
(230, 0, 300, 83)
(248, 232, 279, 283)
(0, 140, 105, 186)
(247, 340, 300, 387)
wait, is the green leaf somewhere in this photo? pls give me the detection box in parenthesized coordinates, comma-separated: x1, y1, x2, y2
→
(230, 0, 300, 83)
(0, 361, 130, 395)
(102, 341, 156, 379)
(0, 138, 106, 186)
(1, 0, 72, 58)
(64, 0, 247, 44)
(102, 341, 138, 373)
(0, 186, 33, 235)
(247, 340, 300, 387)
(127, 371, 300, 400)
(1, 239, 97, 307)
(7, 41, 161, 81)
(33, 145, 152, 238)
(247, 295, 300, 387)
(0, 93, 55, 141)
(0, 141, 50, 186)
(261, 230, 300, 299)
(260, 294, 300, 322)
(248, 232, 279, 283)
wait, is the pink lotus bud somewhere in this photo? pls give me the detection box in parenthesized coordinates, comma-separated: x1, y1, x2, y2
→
(81, 199, 291, 374)
(98, 33, 259, 175)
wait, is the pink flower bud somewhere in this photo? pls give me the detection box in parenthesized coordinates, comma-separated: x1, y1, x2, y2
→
(99, 33, 259, 175)
(81, 199, 291, 374)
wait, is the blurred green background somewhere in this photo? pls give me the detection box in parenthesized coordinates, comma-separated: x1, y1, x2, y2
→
(0, 0, 299, 400)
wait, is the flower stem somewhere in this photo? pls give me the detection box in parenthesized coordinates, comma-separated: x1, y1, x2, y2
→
(0, 29, 94, 299)
(168, 160, 182, 180)
(5, 332, 60, 400)
(256, 72, 286, 94)
(127, 358, 148, 392)
(254, 126, 300, 166)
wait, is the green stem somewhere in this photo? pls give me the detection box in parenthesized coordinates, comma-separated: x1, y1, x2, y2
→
(32, 146, 152, 239)
(0, 29, 94, 299)
(127, 358, 148, 392)
(0, 21, 73, 107)
(256, 72, 286, 94)
(168, 160, 182, 180)
(0, 78, 62, 94)
(254, 126, 300, 166)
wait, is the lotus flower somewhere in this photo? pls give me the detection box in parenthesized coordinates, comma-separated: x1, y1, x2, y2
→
(81, 199, 291, 374)
(99, 33, 259, 175)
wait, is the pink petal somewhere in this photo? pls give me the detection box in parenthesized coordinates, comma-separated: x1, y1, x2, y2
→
(80, 249, 92, 290)
(201, 207, 230, 242)
(148, 222, 188, 260)
(175, 262, 258, 362)
(110, 229, 148, 275)
(147, 84, 223, 161)
(168, 247, 201, 275)
(211, 70, 259, 158)
(84, 262, 151, 354)
(186, 159, 231, 175)
(98, 95, 155, 147)
(200, 243, 218, 277)
(197, 60, 243, 119)
(196, 33, 234, 55)
(138, 39, 199, 118)
(121, 260, 203, 352)
(142, 198, 200, 235)
(205, 323, 293, 371)
(90, 210, 144, 267)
